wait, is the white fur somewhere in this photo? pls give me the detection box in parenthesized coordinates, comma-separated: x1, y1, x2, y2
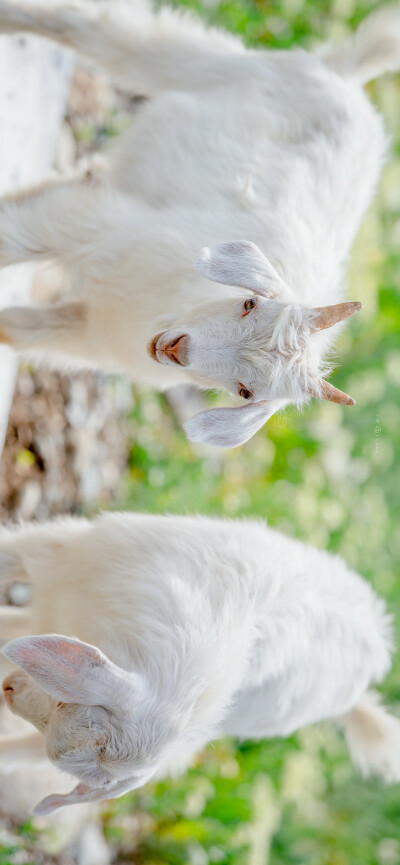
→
(0, 512, 398, 814)
(0, 2, 398, 444)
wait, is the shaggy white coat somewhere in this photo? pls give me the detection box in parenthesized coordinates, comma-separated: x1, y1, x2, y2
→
(0, 2, 400, 445)
(0, 512, 398, 814)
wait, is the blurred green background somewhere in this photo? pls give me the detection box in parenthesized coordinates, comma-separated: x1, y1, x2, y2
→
(4, 0, 400, 863)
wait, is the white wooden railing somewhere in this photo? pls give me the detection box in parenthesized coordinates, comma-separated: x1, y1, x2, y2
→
(0, 26, 72, 454)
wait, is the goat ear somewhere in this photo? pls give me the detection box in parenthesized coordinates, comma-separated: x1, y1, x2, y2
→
(2, 635, 141, 710)
(33, 783, 99, 816)
(33, 775, 150, 815)
(185, 400, 284, 448)
(195, 241, 286, 298)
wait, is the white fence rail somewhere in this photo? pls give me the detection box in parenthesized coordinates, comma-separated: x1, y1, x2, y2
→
(0, 29, 72, 454)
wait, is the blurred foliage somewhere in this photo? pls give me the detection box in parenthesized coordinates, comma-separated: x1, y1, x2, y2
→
(112, 0, 400, 863)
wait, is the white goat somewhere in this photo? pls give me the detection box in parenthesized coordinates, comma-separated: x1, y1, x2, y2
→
(0, 512, 398, 815)
(0, 2, 399, 446)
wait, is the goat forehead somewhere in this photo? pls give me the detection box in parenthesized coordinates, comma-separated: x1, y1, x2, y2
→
(47, 704, 91, 751)
(48, 707, 158, 766)
(190, 337, 311, 379)
(51, 738, 160, 791)
(191, 303, 308, 346)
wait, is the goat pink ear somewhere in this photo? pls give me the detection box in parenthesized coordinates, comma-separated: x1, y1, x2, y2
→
(33, 783, 97, 816)
(185, 400, 284, 448)
(195, 241, 287, 298)
(2, 635, 136, 709)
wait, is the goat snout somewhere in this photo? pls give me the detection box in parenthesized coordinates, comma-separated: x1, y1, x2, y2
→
(163, 335, 189, 366)
(149, 332, 189, 366)
(2, 673, 23, 705)
(2, 682, 14, 700)
(148, 332, 165, 362)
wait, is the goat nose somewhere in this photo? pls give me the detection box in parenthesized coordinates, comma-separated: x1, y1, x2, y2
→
(2, 677, 14, 700)
(163, 335, 189, 366)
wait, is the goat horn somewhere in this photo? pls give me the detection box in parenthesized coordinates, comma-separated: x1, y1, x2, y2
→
(310, 302, 362, 332)
(311, 379, 356, 406)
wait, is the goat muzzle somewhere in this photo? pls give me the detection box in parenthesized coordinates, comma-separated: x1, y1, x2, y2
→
(162, 335, 189, 366)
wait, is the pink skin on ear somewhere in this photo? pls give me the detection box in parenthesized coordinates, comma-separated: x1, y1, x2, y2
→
(2, 635, 139, 712)
(195, 241, 289, 298)
(2, 635, 112, 705)
(33, 774, 154, 815)
(33, 783, 94, 816)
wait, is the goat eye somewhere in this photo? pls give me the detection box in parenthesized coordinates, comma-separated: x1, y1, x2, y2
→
(243, 297, 257, 316)
(238, 385, 253, 400)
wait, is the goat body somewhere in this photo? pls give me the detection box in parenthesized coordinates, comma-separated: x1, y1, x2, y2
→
(0, 512, 398, 813)
(0, 2, 399, 445)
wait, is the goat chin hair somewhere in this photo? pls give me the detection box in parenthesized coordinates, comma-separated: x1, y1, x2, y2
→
(344, 691, 400, 784)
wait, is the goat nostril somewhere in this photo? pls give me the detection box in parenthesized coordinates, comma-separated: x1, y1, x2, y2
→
(164, 335, 188, 366)
(3, 684, 14, 695)
(3, 674, 20, 697)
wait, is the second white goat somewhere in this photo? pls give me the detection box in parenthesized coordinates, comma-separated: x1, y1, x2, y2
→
(0, 512, 398, 815)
